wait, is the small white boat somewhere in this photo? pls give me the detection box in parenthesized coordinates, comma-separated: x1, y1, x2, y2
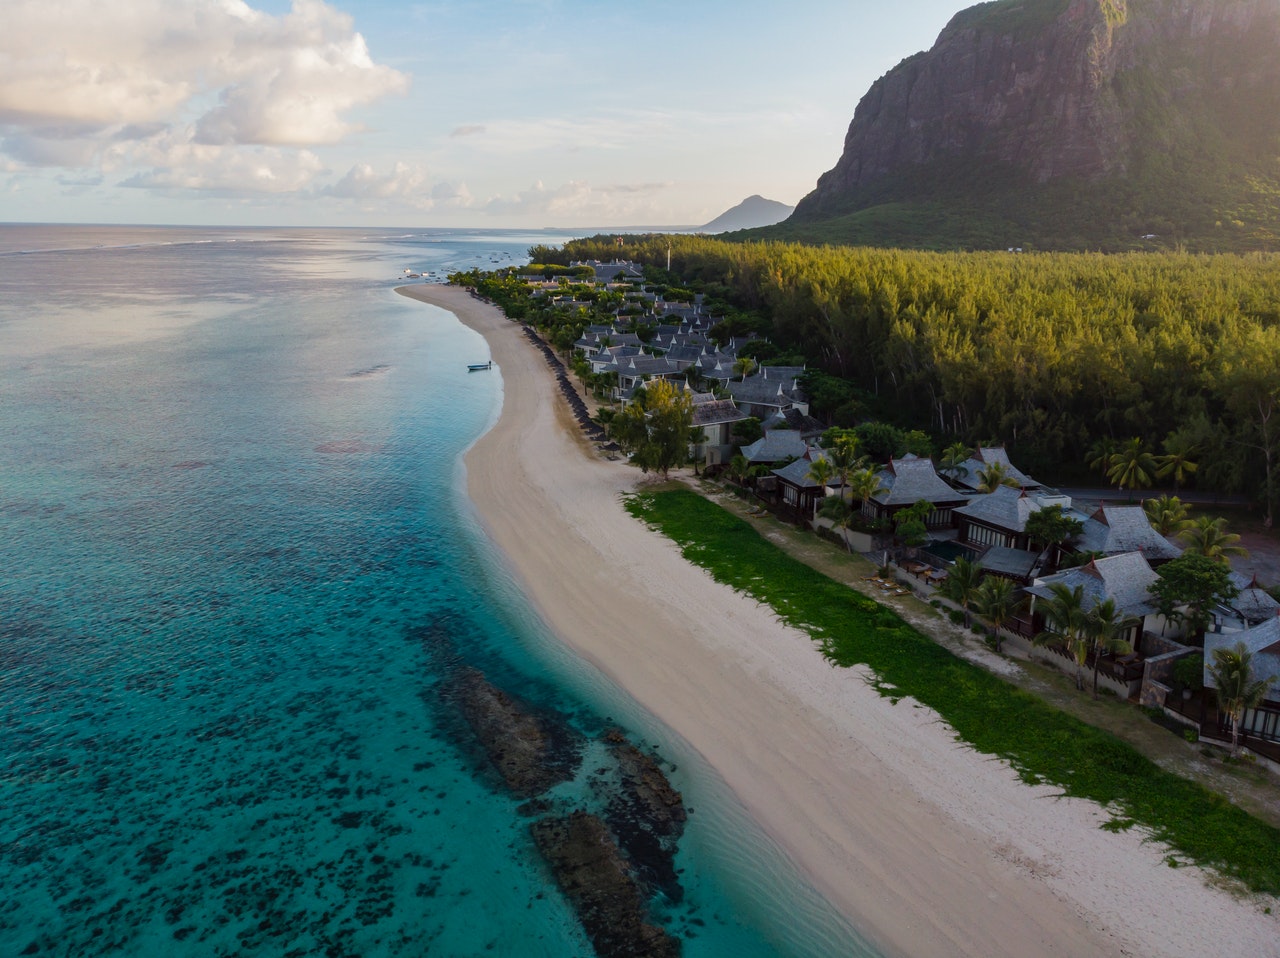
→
(467, 361, 492, 372)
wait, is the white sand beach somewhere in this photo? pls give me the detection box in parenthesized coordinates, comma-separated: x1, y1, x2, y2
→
(398, 284, 1278, 958)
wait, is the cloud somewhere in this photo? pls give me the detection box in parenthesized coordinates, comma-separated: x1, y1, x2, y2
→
(323, 162, 428, 200)
(450, 114, 675, 156)
(450, 125, 486, 138)
(316, 162, 472, 212)
(121, 143, 324, 194)
(479, 179, 674, 221)
(0, 0, 407, 174)
(430, 181, 472, 207)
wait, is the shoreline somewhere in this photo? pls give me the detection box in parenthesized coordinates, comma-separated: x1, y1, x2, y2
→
(396, 284, 1278, 958)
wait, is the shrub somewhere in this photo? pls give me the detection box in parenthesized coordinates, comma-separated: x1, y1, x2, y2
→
(948, 609, 966, 625)
(1183, 728, 1199, 743)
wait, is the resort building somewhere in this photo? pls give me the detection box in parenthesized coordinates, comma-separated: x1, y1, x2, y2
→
(865, 455, 970, 528)
(949, 446, 1042, 492)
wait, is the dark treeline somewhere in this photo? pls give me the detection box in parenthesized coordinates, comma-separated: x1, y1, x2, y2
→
(534, 235, 1280, 517)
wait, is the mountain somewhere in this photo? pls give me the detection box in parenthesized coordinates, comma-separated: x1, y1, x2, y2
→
(700, 195, 795, 232)
(772, 0, 1280, 251)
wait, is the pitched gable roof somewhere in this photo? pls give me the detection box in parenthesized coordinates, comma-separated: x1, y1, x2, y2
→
(741, 430, 808, 463)
(691, 398, 747, 428)
(954, 485, 1040, 532)
(1078, 506, 1182, 561)
(772, 449, 830, 487)
(1226, 572, 1280, 625)
(872, 455, 970, 507)
(1204, 616, 1280, 693)
(1027, 551, 1160, 617)
(954, 446, 1039, 490)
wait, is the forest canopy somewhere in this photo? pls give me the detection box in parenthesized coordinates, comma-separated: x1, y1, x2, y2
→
(531, 234, 1280, 519)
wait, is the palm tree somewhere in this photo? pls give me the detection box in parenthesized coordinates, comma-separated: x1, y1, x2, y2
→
(1083, 598, 1136, 700)
(1024, 504, 1084, 570)
(1157, 435, 1199, 492)
(845, 467, 886, 511)
(806, 457, 834, 514)
(725, 454, 750, 487)
(826, 437, 862, 499)
(939, 442, 971, 483)
(1106, 437, 1158, 501)
(940, 557, 983, 628)
(1207, 641, 1276, 757)
(1086, 436, 1118, 479)
(732, 356, 757, 381)
(1143, 494, 1192, 537)
(1179, 515, 1249, 562)
(972, 576, 1022, 653)
(688, 427, 709, 475)
(976, 461, 1019, 493)
(1034, 583, 1090, 690)
(818, 495, 858, 552)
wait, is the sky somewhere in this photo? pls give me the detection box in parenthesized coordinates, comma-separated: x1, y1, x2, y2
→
(0, 0, 969, 228)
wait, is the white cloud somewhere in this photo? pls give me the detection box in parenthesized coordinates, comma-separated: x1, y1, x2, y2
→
(316, 163, 473, 213)
(452, 113, 675, 156)
(480, 179, 673, 221)
(430, 181, 473, 207)
(0, 0, 407, 181)
(121, 142, 324, 194)
(323, 162, 428, 200)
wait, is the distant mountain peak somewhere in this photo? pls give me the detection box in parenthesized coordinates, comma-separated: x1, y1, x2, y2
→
(701, 195, 795, 233)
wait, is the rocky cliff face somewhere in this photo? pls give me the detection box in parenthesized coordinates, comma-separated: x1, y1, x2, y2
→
(792, 0, 1280, 244)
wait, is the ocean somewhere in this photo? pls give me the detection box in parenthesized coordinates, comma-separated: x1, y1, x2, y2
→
(0, 225, 875, 957)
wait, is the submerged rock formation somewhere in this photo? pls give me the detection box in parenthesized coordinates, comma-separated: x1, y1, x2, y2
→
(449, 667, 582, 797)
(603, 729, 688, 896)
(438, 667, 686, 953)
(531, 811, 682, 958)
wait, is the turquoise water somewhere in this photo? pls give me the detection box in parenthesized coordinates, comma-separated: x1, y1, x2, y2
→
(0, 226, 875, 957)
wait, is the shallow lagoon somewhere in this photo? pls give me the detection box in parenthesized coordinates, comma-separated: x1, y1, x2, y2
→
(0, 226, 873, 957)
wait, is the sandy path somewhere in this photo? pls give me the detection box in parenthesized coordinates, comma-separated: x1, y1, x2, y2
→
(397, 284, 1278, 958)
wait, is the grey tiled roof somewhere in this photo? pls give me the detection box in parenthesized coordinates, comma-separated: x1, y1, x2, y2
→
(954, 446, 1039, 490)
(1204, 617, 1280, 694)
(871, 455, 970, 507)
(663, 345, 707, 363)
(954, 485, 1039, 532)
(741, 430, 808, 463)
(622, 356, 685, 377)
(762, 408, 824, 437)
(772, 450, 829, 487)
(1077, 506, 1182, 561)
(691, 399, 747, 428)
(1237, 589, 1280, 624)
(1026, 551, 1160, 617)
(760, 365, 806, 380)
(978, 546, 1040, 579)
(727, 375, 802, 407)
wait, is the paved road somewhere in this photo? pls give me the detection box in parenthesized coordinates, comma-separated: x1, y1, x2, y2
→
(1053, 486, 1254, 509)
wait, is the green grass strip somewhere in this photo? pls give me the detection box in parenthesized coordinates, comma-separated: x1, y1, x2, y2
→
(626, 489, 1280, 895)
